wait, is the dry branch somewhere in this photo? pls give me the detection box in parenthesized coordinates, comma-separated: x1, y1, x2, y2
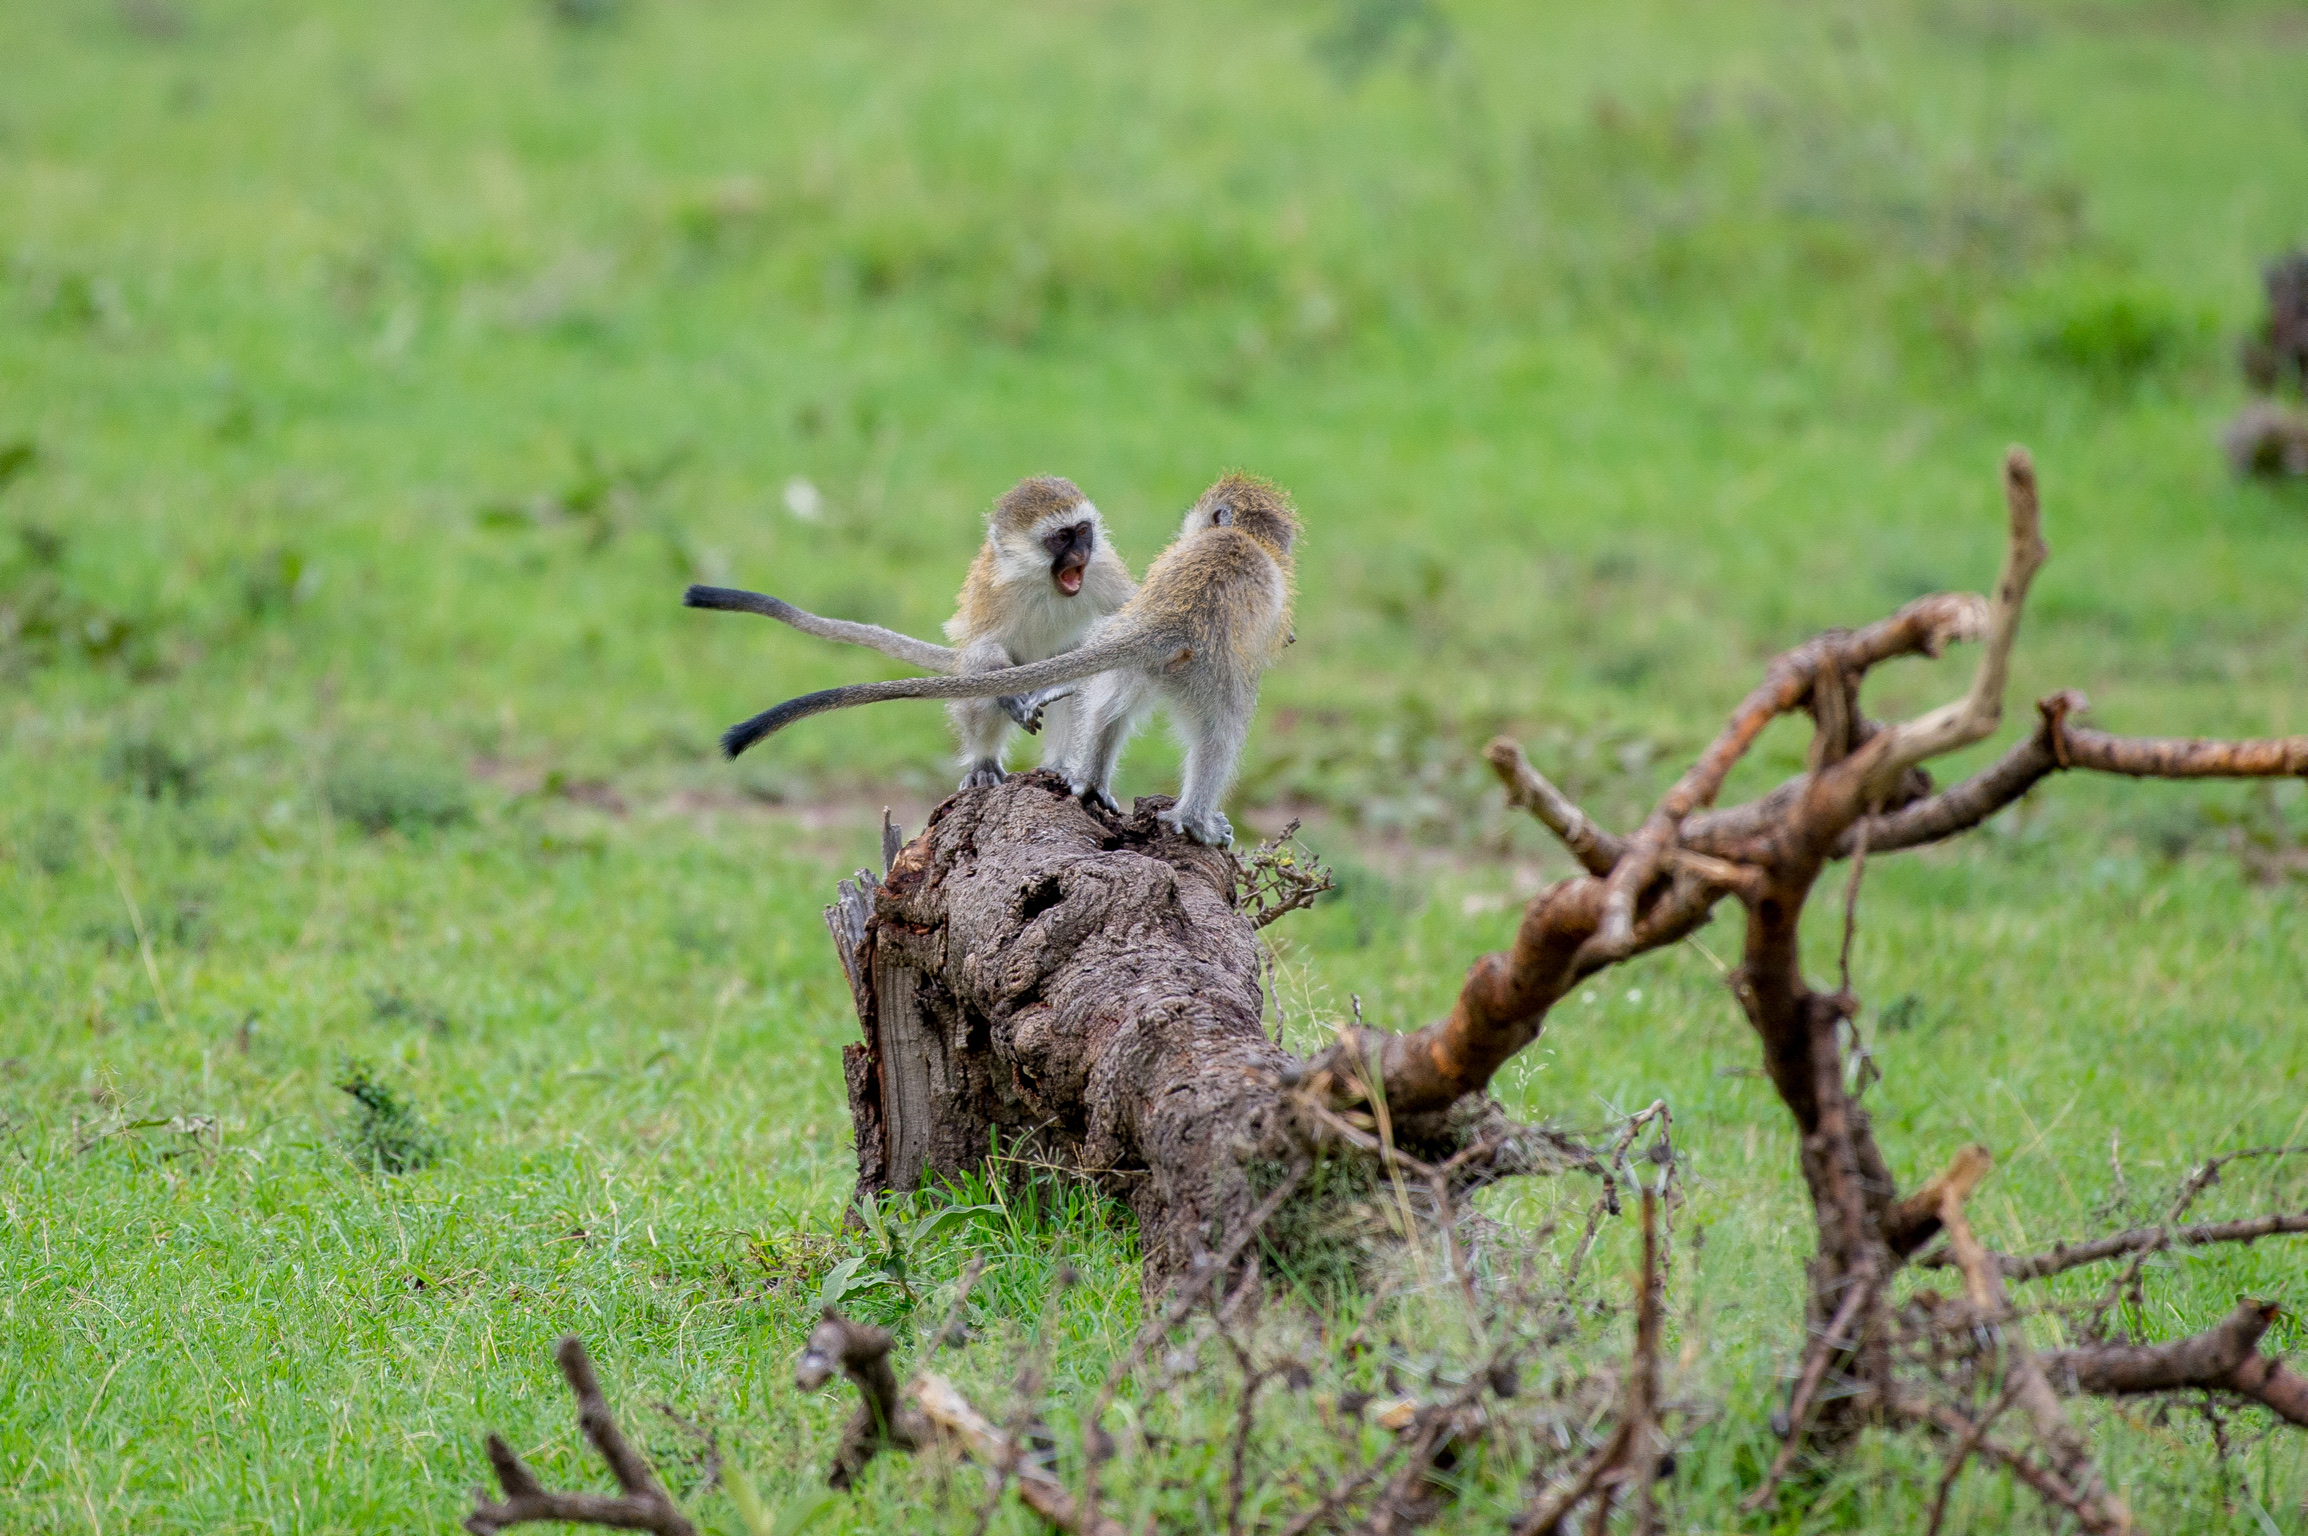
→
(2040, 1300, 2308, 1426)
(1485, 739, 1626, 877)
(465, 1337, 697, 1536)
(1931, 1162, 2128, 1533)
(794, 1312, 918, 1489)
(1854, 449, 2047, 794)
(1926, 1211, 2308, 1282)
(795, 1308, 1126, 1535)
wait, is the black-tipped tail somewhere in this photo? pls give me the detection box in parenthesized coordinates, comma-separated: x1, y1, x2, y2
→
(685, 584, 773, 613)
(720, 688, 847, 758)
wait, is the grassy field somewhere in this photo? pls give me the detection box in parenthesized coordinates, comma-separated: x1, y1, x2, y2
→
(3, 0, 2305, 1530)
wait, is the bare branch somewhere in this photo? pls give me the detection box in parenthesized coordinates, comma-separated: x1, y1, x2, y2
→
(2039, 1299, 2308, 1426)
(1895, 1392, 2120, 1535)
(1856, 448, 2048, 794)
(1589, 587, 1989, 952)
(1742, 1269, 1881, 1513)
(1510, 1189, 1668, 1536)
(911, 1375, 1127, 1536)
(1923, 1211, 2308, 1282)
(1921, 1381, 2022, 1536)
(465, 1337, 697, 1536)
(1881, 1143, 1995, 1258)
(1316, 865, 1726, 1117)
(1485, 738, 1626, 876)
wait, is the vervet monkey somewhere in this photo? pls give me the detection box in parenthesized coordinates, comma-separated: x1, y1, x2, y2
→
(713, 473, 1299, 847)
(685, 475, 1135, 789)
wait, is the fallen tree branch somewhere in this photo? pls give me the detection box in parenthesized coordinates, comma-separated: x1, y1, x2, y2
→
(1856, 449, 2048, 795)
(790, 448, 2308, 1532)
(1485, 739, 1626, 877)
(465, 1337, 697, 1536)
(1882, 1143, 1995, 1259)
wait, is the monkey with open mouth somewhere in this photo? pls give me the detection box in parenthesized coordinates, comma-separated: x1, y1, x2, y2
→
(685, 475, 1137, 789)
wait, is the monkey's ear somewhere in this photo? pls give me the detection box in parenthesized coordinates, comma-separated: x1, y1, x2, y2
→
(1211, 505, 1235, 527)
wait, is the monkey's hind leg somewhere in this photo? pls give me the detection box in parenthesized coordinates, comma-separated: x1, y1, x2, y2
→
(1068, 672, 1153, 816)
(949, 640, 1017, 790)
(1033, 691, 1086, 780)
(1160, 687, 1253, 847)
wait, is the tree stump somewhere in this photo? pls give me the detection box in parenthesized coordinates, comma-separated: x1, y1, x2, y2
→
(828, 771, 1296, 1280)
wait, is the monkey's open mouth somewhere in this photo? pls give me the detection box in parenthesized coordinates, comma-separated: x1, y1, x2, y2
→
(1055, 565, 1085, 595)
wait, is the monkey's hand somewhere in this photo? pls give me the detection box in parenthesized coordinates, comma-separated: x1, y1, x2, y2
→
(998, 694, 1045, 734)
(1000, 687, 1075, 733)
(1158, 805, 1232, 848)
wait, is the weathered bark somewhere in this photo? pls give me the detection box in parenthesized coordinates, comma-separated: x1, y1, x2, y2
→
(835, 772, 1297, 1281)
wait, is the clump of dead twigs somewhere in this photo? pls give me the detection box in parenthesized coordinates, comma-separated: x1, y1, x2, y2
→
(1236, 818, 1337, 931)
(784, 1102, 1696, 1536)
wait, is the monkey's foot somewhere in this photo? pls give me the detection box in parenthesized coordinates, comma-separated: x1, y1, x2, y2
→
(1071, 781, 1122, 815)
(998, 695, 1045, 734)
(1158, 806, 1232, 848)
(961, 760, 1007, 791)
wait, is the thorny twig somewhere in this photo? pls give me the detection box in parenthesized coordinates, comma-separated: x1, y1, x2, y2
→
(2084, 1146, 2308, 1341)
(1078, 1162, 1312, 1522)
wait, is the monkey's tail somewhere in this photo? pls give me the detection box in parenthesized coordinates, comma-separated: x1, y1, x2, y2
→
(719, 634, 1145, 758)
(684, 585, 959, 675)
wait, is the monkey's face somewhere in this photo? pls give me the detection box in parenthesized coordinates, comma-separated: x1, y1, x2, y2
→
(1185, 474, 1300, 557)
(990, 475, 1103, 596)
(1038, 514, 1099, 596)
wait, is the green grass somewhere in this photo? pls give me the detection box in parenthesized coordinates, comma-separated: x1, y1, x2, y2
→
(3, 0, 2306, 1530)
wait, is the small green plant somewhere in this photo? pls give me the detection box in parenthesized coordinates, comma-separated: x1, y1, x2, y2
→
(238, 546, 318, 621)
(814, 1191, 1005, 1313)
(103, 727, 201, 802)
(0, 438, 36, 496)
(2031, 280, 2195, 384)
(334, 1061, 442, 1174)
(324, 756, 471, 835)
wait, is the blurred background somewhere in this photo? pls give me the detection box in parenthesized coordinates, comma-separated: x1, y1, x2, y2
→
(2, 2, 2305, 1531)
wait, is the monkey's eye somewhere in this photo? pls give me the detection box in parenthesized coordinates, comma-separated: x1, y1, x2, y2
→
(1211, 506, 1234, 527)
(1074, 521, 1093, 542)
